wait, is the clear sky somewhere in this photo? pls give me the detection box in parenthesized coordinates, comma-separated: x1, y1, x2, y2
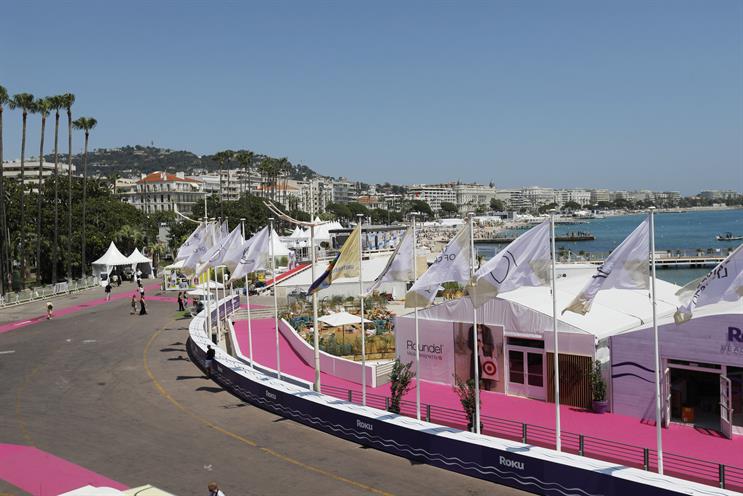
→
(2, 1, 741, 195)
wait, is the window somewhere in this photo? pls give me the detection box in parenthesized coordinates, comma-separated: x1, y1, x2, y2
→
(506, 337, 544, 349)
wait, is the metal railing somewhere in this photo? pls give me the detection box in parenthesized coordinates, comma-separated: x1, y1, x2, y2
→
(0, 276, 99, 307)
(318, 384, 743, 491)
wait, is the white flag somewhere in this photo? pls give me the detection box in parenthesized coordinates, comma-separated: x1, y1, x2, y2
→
(195, 226, 242, 276)
(563, 216, 650, 316)
(176, 222, 207, 261)
(230, 226, 271, 281)
(405, 223, 471, 308)
(182, 222, 217, 273)
(675, 243, 743, 324)
(365, 228, 414, 295)
(221, 229, 249, 271)
(470, 219, 552, 307)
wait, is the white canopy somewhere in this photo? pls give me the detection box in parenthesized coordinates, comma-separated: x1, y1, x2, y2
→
(289, 226, 306, 239)
(318, 311, 374, 327)
(194, 281, 225, 289)
(127, 248, 152, 265)
(91, 242, 132, 279)
(164, 259, 185, 270)
(270, 229, 291, 257)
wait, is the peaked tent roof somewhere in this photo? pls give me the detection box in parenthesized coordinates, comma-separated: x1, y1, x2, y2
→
(318, 311, 374, 327)
(269, 229, 291, 257)
(92, 242, 131, 266)
(127, 248, 152, 264)
(288, 226, 306, 239)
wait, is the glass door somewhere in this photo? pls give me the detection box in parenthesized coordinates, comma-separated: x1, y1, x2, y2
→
(507, 346, 545, 400)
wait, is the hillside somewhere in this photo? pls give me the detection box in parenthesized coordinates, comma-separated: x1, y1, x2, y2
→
(45, 145, 319, 179)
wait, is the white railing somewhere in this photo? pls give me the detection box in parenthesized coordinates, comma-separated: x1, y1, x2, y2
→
(0, 276, 98, 308)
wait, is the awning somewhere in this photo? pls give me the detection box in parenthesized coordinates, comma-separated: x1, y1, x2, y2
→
(318, 311, 374, 327)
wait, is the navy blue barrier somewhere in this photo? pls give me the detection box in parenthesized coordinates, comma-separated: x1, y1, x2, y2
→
(187, 337, 729, 496)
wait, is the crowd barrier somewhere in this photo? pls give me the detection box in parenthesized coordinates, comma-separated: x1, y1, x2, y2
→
(189, 298, 737, 496)
(0, 276, 98, 307)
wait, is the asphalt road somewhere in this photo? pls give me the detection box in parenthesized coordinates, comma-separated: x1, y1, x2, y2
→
(0, 291, 528, 496)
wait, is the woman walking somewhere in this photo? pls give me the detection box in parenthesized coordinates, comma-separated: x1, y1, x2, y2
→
(130, 295, 137, 315)
(139, 295, 147, 315)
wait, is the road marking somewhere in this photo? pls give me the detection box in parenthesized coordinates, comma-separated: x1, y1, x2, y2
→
(0, 350, 15, 355)
(143, 328, 393, 496)
(82, 339, 97, 343)
(14, 321, 32, 326)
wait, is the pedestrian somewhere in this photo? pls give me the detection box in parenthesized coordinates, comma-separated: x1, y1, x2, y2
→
(177, 292, 185, 311)
(139, 295, 148, 315)
(205, 345, 216, 378)
(130, 295, 137, 315)
(46, 301, 54, 320)
(207, 481, 225, 496)
(105, 281, 112, 302)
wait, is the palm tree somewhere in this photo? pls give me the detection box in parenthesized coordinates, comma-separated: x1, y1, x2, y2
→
(48, 95, 64, 284)
(0, 85, 8, 293)
(8, 93, 35, 286)
(213, 150, 233, 219)
(60, 93, 75, 279)
(234, 151, 254, 197)
(34, 97, 51, 284)
(72, 117, 97, 277)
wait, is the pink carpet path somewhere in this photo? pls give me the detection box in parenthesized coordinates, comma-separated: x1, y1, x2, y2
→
(234, 318, 743, 476)
(0, 444, 127, 495)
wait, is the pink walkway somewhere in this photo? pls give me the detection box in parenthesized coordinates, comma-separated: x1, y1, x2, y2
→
(234, 318, 743, 488)
(0, 444, 127, 495)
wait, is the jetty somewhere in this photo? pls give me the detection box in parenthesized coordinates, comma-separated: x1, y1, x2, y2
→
(476, 232, 595, 244)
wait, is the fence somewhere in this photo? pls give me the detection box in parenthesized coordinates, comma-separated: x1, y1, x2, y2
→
(318, 383, 743, 492)
(0, 276, 99, 307)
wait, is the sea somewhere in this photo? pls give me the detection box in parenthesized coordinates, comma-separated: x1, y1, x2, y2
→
(476, 208, 743, 286)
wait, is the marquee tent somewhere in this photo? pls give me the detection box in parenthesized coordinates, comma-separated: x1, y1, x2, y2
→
(127, 248, 153, 277)
(91, 242, 132, 280)
(318, 311, 374, 327)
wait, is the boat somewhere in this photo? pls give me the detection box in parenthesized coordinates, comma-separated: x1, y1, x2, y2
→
(716, 232, 743, 241)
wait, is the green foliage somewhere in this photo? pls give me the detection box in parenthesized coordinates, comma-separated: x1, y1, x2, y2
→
(370, 208, 402, 224)
(489, 198, 505, 211)
(405, 199, 433, 219)
(388, 359, 415, 414)
(591, 360, 607, 401)
(325, 202, 352, 220)
(537, 202, 559, 214)
(439, 201, 458, 214)
(346, 202, 369, 218)
(454, 376, 480, 430)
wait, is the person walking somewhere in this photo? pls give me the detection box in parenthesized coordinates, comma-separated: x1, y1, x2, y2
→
(177, 291, 185, 311)
(139, 295, 148, 315)
(207, 481, 225, 496)
(105, 281, 112, 302)
(205, 345, 216, 378)
(130, 295, 137, 315)
(46, 301, 54, 320)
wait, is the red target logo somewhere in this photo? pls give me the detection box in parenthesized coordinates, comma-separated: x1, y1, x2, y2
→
(481, 357, 498, 379)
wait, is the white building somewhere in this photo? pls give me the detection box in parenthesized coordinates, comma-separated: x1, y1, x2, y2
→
(521, 186, 558, 208)
(408, 184, 457, 212)
(125, 171, 204, 215)
(556, 189, 591, 207)
(454, 183, 498, 213)
(332, 178, 355, 204)
(2, 159, 76, 188)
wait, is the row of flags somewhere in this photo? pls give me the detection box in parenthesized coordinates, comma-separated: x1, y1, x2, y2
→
(330, 215, 742, 323)
(175, 220, 272, 282)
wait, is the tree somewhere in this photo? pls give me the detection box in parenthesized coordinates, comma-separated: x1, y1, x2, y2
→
(34, 97, 52, 283)
(73, 117, 97, 277)
(346, 202, 369, 218)
(454, 376, 481, 432)
(537, 202, 558, 214)
(439, 201, 459, 215)
(407, 199, 433, 219)
(234, 150, 254, 196)
(0, 85, 8, 293)
(325, 202, 352, 220)
(8, 92, 35, 285)
(563, 200, 581, 211)
(61, 93, 75, 279)
(489, 198, 505, 212)
(48, 95, 64, 283)
(388, 359, 415, 414)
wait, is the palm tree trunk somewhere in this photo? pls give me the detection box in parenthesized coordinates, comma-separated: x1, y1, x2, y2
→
(0, 106, 6, 293)
(19, 111, 27, 287)
(247, 164, 251, 197)
(35, 114, 46, 284)
(226, 161, 231, 202)
(52, 111, 60, 283)
(81, 131, 89, 277)
(219, 160, 224, 220)
(67, 109, 72, 280)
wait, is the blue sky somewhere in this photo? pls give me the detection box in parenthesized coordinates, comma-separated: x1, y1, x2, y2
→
(1, 1, 741, 194)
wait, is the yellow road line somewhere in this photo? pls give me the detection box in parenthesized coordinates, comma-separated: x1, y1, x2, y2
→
(15, 365, 41, 446)
(143, 328, 393, 496)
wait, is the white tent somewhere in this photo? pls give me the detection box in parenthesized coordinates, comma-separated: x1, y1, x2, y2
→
(91, 242, 132, 280)
(319, 311, 374, 327)
(269, 229, 291, 257)
(194, 281, 225, 290)
(127, 248, 153, 277)
(288, 226, 306, 239)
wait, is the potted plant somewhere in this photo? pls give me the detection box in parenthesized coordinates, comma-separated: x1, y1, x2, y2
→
(591, 360, 609, 413)
(455, 376, 482, 432)
(388, 359, 415, 414)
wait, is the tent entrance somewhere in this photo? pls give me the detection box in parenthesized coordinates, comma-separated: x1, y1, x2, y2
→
(669, 365, 721, 431)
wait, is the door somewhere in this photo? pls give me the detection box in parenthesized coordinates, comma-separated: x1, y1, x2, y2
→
(721, 375, 733, 439)
(507, 347, 546, 400)
(663, 365, 671, 428)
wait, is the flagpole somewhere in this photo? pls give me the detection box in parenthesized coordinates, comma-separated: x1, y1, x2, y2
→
(411, 213, 421, 420)
(241, 218, 254, 368)
(357, 214, 367, 406)
(550, 209, 562, 452)
(311, 223, 321, 392)
(468, 212, 481, 434)
(649, 207, 664, 474)
(270, 217, 281, 380)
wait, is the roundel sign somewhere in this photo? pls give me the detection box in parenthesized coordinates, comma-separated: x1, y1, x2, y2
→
(481, 357, 498, 380)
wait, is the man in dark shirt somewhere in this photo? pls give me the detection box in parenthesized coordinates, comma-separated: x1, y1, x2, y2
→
(205, 345, 216, 378)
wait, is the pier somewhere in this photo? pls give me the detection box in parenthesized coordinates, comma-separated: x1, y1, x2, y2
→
(477, 232, 595, 244)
